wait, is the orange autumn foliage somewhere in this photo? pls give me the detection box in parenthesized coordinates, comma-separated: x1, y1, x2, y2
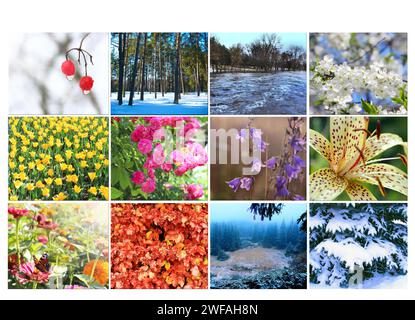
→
(111, 203, 208, 289)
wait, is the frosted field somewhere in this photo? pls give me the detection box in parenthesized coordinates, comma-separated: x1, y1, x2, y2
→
(310, 275, 407, 289)
(111, 92, 208, 115)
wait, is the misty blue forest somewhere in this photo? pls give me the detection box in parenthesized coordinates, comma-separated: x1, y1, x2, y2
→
(210, 203, 307, 289)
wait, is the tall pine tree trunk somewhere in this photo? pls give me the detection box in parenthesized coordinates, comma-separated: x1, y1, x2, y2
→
(174, 33, 181, 104)
(117, 33, 125, 105)
(204, 33, 208, 90)
(128, 33, 141, 106)
(137, 61, 142, 97)
(179, 52, 184, 97)
(164, 48, 169, 96)
(122, 34, 129, 98)
(158, 35, 164, 97)
(154, 33, 157, 99)
(140, 33, 147, 101)
(196, 33, 201, 96)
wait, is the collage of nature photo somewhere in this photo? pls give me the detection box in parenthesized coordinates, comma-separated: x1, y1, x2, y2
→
(5, 31, 410, 292)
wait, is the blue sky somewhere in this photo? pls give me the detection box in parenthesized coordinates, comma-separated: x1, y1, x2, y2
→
(212, 32, 306, 50)
(210, 203, 306, 223)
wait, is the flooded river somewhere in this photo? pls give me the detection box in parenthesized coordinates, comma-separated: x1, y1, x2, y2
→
(210, 71, 306, 114)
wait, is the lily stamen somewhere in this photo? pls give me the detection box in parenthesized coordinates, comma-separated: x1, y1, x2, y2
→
(376, 176, 387, 197)
(375, 120, 381, 140)
(363, 157, 401, 166)
(353, 145, 366, 166)
(398, 153, 408, 167)
(354, 128, 371, 136)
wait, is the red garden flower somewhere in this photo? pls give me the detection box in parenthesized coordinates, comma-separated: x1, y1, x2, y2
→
(37, 235, 48, 244)
(137, 138, 153, 154)
(141, 178, 156, 193)
(8, 207, 29, 219)
(15, 262, 50, 285)
(131, 171, 146, 185)
(185, 184, 204, 200)
(34, 213, 58, 230)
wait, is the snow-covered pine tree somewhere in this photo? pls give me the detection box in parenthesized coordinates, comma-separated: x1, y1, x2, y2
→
(309, 203, 407, 288)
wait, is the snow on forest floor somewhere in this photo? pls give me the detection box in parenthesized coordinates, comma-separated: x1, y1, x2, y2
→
(310, 274, 407, 289)
(361, 274, 407, 289)
(211, 247, 291, 281)
(111, 92, 208, 115)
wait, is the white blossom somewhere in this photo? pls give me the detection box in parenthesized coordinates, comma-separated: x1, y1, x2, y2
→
(311, 56, 405, 114)
(310, 33, 407, 115)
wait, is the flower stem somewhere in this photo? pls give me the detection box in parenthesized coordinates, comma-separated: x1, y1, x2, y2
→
(265, 135, 268, 199)
(247, 120, 253, 201)
(89, 251, 102, 284)
(16, 218, 21, 267)
(69, 266, 73, 286)
(32, 282, 37, 289)
(55, 256, 59, 289)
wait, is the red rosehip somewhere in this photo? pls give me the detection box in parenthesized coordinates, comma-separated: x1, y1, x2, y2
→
(79, 76, 94, 94)
(61, 60, 76, 80)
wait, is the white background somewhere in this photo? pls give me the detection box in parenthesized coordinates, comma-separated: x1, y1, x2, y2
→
(0, 0, 414, 300)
